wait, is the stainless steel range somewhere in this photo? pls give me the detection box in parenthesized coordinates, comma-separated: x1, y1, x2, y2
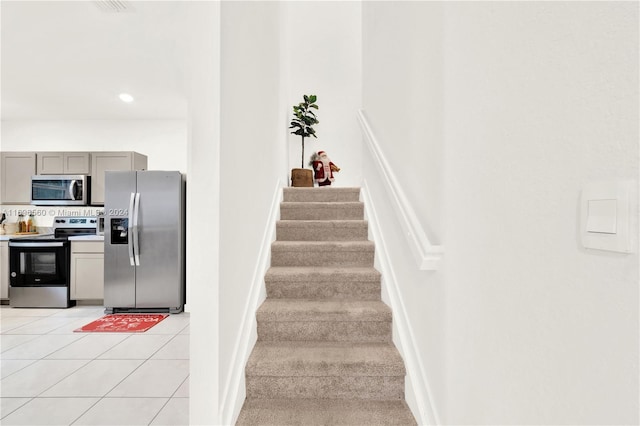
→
(8, 216, 98, 308)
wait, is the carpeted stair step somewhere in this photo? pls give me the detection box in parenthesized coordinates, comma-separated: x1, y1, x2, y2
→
(271, 241, 374, 267)
(276, 220, 368, 241)
(265, 266, 381, 300)
(257, 299, 392, 342)
(280, 201, 364, 220)
(236, 398, 417, 425)
(245, 342, 406, 400)
(237, 186, 417, 424)
(283, 187, 361, 203)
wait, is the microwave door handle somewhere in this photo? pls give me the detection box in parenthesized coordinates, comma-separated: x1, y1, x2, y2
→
(68, 180, 77, 201)
(128, 193, 135, 266)
(132, 192, 141, 266)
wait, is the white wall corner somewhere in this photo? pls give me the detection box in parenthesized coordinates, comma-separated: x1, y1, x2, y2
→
(361, 183, 441, 425)
(219, 179, 284, 425)
(357, 109, 443, 270)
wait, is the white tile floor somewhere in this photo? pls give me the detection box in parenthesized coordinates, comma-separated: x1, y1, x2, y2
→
(0, 305, 189, 425)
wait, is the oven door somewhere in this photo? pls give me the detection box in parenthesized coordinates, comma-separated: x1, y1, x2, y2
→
(9, 241, 69, 287)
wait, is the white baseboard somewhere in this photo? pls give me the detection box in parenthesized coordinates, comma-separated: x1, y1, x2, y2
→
(361, 183, 441, 425)
(219, 179, 284, 425)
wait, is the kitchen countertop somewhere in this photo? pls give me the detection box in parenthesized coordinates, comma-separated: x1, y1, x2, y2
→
(68, 235, 104, 241)
(0, 233, 53, 241)
(0, 234, 103, 242)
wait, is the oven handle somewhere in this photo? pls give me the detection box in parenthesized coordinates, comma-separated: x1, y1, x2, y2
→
(9, 242, 65, 248)
(128, 192, 136, 266)
(132, 192, 141, 266)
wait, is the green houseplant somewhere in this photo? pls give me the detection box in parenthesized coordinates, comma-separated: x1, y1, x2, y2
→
(289, 94, 319, 187)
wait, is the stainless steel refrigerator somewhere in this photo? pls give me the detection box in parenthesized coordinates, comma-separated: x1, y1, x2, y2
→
(104, 171, 185, 314)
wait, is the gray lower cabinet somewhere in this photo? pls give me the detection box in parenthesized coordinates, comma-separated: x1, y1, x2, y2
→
(1, 152, 36, 204)
(70, 241, 104, 300)
(1, 241, 8, 299)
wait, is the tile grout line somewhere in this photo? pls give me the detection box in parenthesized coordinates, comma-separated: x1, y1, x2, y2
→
(0, 397, 35, 420)
(0, 315, 51, 334)
(31, 358, 93, 399)
(0, 334, 40, 354)
(0, 326, 92, 380)
(147, 374, 190, 425)
(0, 358, 38, 382)
(68, 396, 108, 426)
(1, 333, 91, 383)
(73, 331, 184, 422)
(1, 309, 189, 425)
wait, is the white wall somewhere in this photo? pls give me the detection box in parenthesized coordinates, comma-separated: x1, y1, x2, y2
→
(1, 119, 187, 172)
(184, 1, 221, 424)
(362, 1, 444, 240)
(362, 2, 446, 422)
(363, 1, 639, 424)
(283, 1, 362, 187)
(218, 2, 286, 423)
(442, 3, 638, 424)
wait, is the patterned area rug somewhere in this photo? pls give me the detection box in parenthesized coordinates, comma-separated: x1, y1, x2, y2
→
(74, 314, 168, 333)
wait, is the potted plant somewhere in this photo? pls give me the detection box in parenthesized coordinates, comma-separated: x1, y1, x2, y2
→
(289, 94, 319, 187)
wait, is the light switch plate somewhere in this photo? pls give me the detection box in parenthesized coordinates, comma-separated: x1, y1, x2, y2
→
(586, 199, 617, 234)
(581, 181, 632, 253)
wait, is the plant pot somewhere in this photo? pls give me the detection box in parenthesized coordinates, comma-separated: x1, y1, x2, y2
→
(291, 168, 314, 187)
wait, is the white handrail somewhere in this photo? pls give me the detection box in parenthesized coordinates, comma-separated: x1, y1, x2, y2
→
(357, 109, 443, 270)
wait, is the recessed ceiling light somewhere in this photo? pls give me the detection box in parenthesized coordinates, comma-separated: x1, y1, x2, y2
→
(119, 93, 134, 103)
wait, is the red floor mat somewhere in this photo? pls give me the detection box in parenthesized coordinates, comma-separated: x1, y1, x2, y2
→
(74, 314, 168, 333)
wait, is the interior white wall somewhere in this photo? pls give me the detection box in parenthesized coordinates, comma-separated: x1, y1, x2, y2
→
(183, 1, 220, 424)
(362, 1, 444, 240)
(218, 1, 286, 421)
(363, 1, 638, 424)
(0, 119, 187, 172)
(283, 1, 362, 187)
(441, 2, 638, 424)
(361, 2, 446, 422)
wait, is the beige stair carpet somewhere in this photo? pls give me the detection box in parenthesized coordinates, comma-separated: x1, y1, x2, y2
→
(237, 187, 417, 425)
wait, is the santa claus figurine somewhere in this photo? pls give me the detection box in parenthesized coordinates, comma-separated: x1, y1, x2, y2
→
(309, 150, 340, 186)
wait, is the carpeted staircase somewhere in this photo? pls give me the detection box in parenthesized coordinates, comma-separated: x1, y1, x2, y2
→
(236, 187, 417, 425)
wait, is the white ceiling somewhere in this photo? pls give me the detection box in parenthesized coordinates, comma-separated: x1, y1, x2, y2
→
(1, 1, 189, 120)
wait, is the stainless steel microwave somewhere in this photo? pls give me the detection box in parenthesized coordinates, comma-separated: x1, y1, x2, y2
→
(31, 175, 90, 206)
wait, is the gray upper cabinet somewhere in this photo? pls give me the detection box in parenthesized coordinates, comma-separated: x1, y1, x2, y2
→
(37, 152, 90, 175)
(91, 152, 147, 205)
(1, 152, 36, 204)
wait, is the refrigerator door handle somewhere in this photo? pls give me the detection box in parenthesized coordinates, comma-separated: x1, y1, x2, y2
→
(128, 192, 136, 266)
(132, 192, 141, 266)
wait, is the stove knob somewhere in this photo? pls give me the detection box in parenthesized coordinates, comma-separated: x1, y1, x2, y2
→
(11, 272, 16, 277)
